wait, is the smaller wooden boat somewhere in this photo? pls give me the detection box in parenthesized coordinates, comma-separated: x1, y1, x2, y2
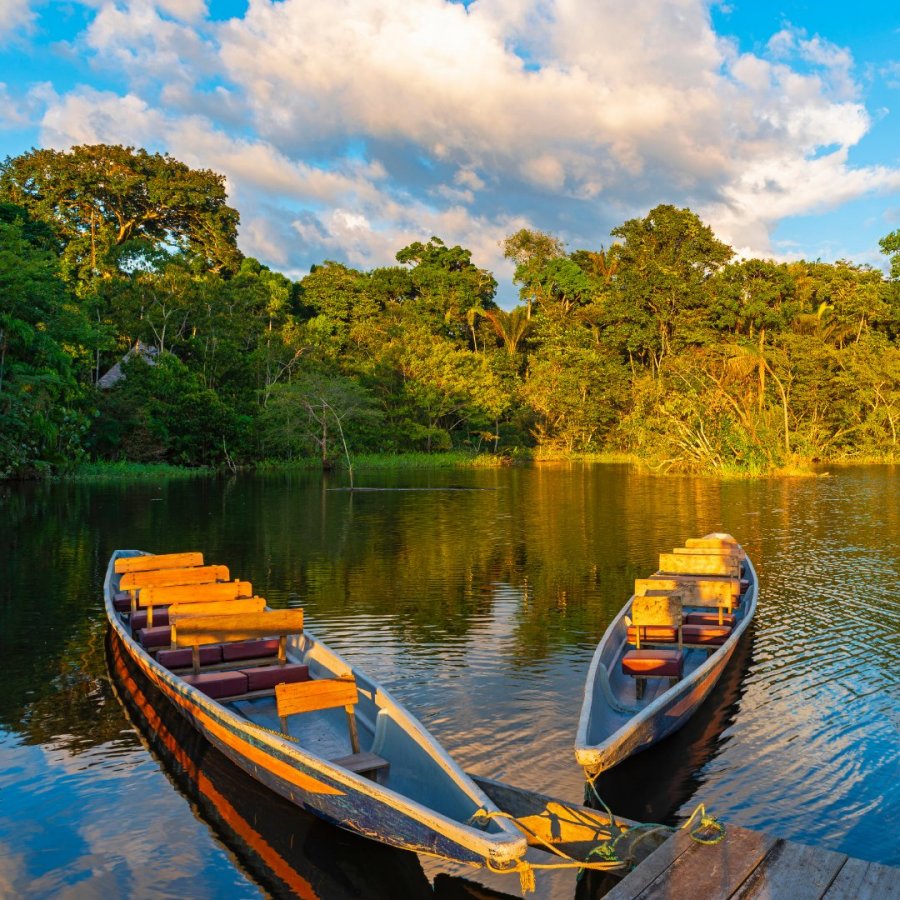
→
(104, 549, 527, 871)
(575, 534, 757, 776)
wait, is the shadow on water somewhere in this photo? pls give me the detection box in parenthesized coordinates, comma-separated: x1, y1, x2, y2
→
(105, 628, 434, 900)
(588, 628, 756, 826)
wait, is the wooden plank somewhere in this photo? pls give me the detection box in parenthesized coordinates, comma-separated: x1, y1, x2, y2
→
(607, 824, 777, 899)
(732, 839, 848, 899)
(659, 552, 740, 577)
(173, 609, 304, 647)
(602, 830, 694, 898)
(169, 597, 266, 619)
(642, 825, 777, 899)
(675, 547, 743, 560)
(120, 565, 229, 591)
(823, 857, 900, 899)
(330, 751, 390, 774)
(685, 537, 745, 559)
(637, 576, 739, 606)
(139, 580, 252, 606)
(276, 678, 357, 717)
(114, 551, 204, 574)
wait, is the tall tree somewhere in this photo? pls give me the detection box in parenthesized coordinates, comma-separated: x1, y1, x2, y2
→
(606, 205, 733, 372)
(0, 144, 242, 285)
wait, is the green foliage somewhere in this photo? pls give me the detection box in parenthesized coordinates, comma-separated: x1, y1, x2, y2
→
(0, 210, 93, 476)
(0, 144, 242, 284)
(0, 141, 897, 478)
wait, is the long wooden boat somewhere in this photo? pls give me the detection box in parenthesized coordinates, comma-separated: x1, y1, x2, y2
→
(575, 534, 758, 777)
(104, 549, 527, 871)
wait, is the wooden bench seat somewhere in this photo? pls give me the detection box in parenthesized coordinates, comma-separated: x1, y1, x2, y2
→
(115, 552, 204, 575)
(331, 751, 390, 779)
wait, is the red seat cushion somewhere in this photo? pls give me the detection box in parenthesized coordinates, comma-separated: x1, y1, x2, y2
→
(627, 624, 678, 644)
(684, 612, 736, 628)
(157, 645, 223, 670)
(221, 639, 280, 662)
(740, 578, 750, 593)
(242, 663, 310, 692)
(130, 608, 170, 631)
(113, 593, 133, 612)
(182, 671, 248, 699)
(682, 623, 731, 646)
(138, 625, 172, 649)
(622, 649, 684, 679)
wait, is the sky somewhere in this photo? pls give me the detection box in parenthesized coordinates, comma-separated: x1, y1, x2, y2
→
(0, 0, 898, 303)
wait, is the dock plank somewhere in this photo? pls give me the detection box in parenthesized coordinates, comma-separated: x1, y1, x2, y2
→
(823, 857, 900, 899)
(602, 830, 694, 898)
(605, 824, 777, 899)
(732, 839, 848, 899)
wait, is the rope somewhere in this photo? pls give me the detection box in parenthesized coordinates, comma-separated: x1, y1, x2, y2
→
(473, 777, 727, 893)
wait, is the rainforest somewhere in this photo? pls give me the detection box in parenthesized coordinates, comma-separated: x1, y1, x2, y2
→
(1, 143, 897, 478)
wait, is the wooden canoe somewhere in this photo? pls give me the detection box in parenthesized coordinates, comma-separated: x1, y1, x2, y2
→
(574, 535, 758, 776)
(104, 550, 527, 871)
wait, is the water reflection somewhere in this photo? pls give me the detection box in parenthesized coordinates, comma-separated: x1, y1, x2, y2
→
(106, 628, 433, 900)
(0, 464, 897, 897)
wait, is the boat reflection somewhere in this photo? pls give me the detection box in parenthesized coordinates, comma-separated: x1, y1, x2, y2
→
(588, 628, 755, 826)
(106, 629, 434, 900)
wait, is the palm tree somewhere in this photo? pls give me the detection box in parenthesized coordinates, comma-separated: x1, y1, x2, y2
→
(482, 307, 533, 356)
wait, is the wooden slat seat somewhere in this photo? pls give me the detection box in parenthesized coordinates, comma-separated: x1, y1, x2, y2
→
(120, 565, 229, 593)
(659, 552, 740, 578)
(114, 552, 204, 574)
(139, 580, 253, 607)
(330, 751, 390, 779)
(275, 677, 362, 757)
(172, 609, 304, 675)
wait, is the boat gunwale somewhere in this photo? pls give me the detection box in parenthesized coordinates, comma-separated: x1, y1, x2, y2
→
(103, 549, 526, 866)
(574, 554, 759, 769)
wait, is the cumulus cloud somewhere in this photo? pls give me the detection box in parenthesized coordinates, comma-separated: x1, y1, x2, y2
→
(0, 0, 34, 45)
(24, 0, 900, 289)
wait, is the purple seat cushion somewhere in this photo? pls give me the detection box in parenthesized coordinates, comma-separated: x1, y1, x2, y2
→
(138, 625, 172, 649)
(242, 663, 310, 692)
(113, 593, 133, 612)
(622, 649, 684, 678)
(682, 623, 731, 646)
(130, 608, 170, 631)
(182, 671, 248, 699)
(684, 612, 736, 628)
(221, 639, 280, 662)
(157, 645, 223, 670)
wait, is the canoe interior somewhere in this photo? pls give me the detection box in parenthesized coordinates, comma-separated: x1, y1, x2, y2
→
(105, 549, 525, 864)
(579, 550, 758, 769)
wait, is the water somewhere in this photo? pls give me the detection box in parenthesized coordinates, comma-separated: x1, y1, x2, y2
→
(0, 464, 897, 897)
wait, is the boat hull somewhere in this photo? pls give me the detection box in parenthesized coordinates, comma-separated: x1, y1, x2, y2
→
(104, 551, 525, 870)
(575, 553, 758, 777)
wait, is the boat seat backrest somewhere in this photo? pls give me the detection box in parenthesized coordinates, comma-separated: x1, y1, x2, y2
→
(632, 592, 682, 628)
(168, 597, 266, 620)
(139, 580, 253, 607)
(171, 609, 304, 674)
(635, 576, 738, 610)
(114, 552, 204, 575)
(120, 564, 230, 592)
(275, 677, 361, 753)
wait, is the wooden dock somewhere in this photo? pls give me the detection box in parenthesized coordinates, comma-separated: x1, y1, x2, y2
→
(604, 822, 900, 899)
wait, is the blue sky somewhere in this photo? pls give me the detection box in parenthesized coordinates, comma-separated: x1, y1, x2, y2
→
(1, 1, 898, 301)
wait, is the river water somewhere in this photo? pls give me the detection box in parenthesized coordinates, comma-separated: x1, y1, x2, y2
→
(0, 464, 897, 897)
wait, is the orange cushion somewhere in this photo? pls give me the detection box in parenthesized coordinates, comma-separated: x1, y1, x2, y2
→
(622, 649, 684, 678)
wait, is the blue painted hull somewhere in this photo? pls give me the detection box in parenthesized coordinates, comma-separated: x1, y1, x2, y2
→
(104, 550, 526, 870)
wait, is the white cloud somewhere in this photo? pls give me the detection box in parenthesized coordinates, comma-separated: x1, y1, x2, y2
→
(23, 0, 900, 290)
(0, 0, 34, 45)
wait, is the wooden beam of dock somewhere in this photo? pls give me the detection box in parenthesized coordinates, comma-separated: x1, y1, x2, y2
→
(603, 823, 900, 899)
